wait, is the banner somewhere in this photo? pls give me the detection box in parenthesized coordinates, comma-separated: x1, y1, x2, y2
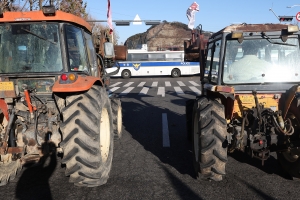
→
(107, 0, 113, 34)
(186, 2, 199, 30)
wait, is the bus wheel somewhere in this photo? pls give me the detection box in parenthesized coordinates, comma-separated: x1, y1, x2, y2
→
(171, 69, 180, 78)
(122, 70, 131, 79)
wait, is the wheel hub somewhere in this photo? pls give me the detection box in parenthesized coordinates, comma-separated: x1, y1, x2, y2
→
(100, 108, 110, 162)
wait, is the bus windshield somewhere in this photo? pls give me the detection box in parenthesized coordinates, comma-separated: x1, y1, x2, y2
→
(223, 38, 300, 84)
(0, 23, 63, 73)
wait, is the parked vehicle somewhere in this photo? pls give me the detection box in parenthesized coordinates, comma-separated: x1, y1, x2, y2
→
(0, 4, 125, 187)
(106, 50, 200, 78)
(185, 23, 300, 181)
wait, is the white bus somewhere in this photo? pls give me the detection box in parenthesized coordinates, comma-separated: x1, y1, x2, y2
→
(106, 50, 200, 78)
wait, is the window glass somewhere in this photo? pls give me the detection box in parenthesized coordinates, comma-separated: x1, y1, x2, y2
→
(84, 32, 98, 76)
(211, 40, 221, 83)
(224, 38, 300, 84)
(65, 25, 88, 72)
(0, 23, 63, 73)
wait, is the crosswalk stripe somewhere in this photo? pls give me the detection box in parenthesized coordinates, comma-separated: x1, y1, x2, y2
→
(189, 86, 201, 96)
(123, 82, 134, 87)
(177, 81, 185, 86)
(165, 81, 171, 87)
(152, 82, 158, 87)
(110, 82, 122, 87)
(138, 82, 146, 87)
(139, 87, 149, 95)
(174, 87, 185, 95)
(157, 87, 165, 97)
(189, 81, 200, 86)
(119, 87, 134, 95)
(109, 87, 120, 93)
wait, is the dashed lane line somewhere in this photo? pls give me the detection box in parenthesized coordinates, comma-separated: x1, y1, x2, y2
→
(162, 113, 170, 147)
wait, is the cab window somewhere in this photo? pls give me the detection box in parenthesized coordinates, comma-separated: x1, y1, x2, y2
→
(65, 25, 89, 72)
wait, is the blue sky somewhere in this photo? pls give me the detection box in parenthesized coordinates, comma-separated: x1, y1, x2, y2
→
(86, 0, 300, 44)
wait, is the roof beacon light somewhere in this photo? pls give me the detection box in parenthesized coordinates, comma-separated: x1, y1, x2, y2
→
(288, 25, 299, 33)
(42, 5, 56, 16)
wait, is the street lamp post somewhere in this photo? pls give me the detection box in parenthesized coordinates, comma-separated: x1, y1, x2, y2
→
(287, 5, 300, 8)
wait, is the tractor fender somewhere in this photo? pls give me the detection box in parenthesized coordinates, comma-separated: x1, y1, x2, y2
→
(52, 75, 103, 93)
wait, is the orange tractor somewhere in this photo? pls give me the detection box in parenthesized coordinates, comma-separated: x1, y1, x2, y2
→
(0, 5, 125, 187)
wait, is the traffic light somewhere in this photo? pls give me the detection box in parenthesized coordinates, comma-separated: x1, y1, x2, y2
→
(278, 16, 294, 22)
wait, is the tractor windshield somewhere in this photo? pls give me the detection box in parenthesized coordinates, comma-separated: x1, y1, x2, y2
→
(223, 37, 300, 84)
(0, 23, 63, 73)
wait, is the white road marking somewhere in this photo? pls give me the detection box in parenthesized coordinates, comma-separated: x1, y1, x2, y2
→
(123, 82, 134, 87)
(110, 82, 122, 87)
(165, 81, 171, 87)
(151, 82, 158, 87)
(108, 87, 120, 93)
(119, 87, 134, 95)
(139, 87, 149, 95)
(189, 81, 200, 86)
(177, 81, 185, 86)
(138, 82, 146, 87)
(157, 87, 165, 97)
(162, 113, 170, 147)
(174, 87, 185, 95)
(189, 86, 201, 96)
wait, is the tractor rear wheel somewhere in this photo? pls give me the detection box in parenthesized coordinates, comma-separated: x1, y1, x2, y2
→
(192, 96, 228, 181)
(277, 99, 300, 179)
(111, 97, 122, 140)
(60, 85, 114, 187)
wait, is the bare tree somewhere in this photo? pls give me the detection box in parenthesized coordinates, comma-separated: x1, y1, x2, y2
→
(59, 0, 87, 19)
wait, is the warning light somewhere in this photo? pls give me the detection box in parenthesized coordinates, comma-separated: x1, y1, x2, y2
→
(61, 74, 68, 81)
(259, 140, 264, 146)
(68, 73, 76, 81)
(279, 16, 293, 22)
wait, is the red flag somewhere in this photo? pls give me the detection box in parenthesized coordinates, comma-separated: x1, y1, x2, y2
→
(107, 0, 113, 34)
(186, 2, 199, 30)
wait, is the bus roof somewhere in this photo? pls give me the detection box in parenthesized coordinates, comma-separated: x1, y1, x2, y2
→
(0, 10, 92, 32)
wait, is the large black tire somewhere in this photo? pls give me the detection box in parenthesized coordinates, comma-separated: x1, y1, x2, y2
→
(60, 85, 114, 187)
(0, 159, 22, 186)
(171, 69, 180, 78)
(121, 70, 131, 79)
(185, 99, 195, 141)
(110, 97, 122, 140)
(192, 96, 228, 181)
(277, 99, 300, 178)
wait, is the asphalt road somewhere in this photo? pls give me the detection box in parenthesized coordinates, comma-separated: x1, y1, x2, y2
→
(1, 75, 300, 200)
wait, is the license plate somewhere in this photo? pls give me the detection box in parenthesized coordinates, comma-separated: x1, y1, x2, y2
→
(0, 82, 14, 91)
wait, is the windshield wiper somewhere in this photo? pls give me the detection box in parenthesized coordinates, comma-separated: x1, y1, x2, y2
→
(261, 32, 296, 46)
(21, 28, 56, 45)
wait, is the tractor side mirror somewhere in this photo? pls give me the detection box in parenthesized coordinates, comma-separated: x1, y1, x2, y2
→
(104, 42, 115, 59)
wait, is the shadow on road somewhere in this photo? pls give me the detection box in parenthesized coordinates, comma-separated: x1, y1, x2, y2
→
(120, 91, 196, 178)
(228, 150, 292, 180)
(15, 141, 57, 200)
